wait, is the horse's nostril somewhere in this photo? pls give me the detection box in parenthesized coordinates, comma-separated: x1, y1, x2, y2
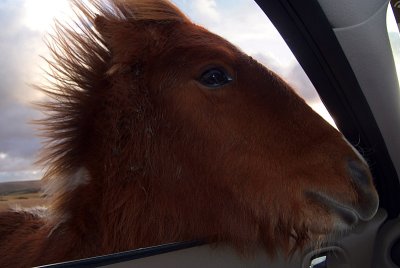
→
(346, 159, 379, 221)
(305, 160, 378, 228)
(347, 159, 372, 188)
(306, 191, 359, 226)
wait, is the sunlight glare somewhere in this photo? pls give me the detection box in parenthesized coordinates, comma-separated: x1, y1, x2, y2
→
(310, 102, 337, 129)
(387, 5, 400, 86)
(22, 0, 72, 32)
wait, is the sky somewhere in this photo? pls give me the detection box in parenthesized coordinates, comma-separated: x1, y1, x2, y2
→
(3, 0, 397, 183)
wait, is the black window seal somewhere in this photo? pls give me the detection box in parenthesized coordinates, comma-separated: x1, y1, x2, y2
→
(38, 241, 204, 268)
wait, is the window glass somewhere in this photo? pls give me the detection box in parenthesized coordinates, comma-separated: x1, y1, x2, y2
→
(0, 0, 337, 265)
(0, 0, 336, 187)
(387, 5, 400, 86)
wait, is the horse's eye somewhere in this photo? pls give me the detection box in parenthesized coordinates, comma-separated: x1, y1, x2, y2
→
(199, 68, 233, 88)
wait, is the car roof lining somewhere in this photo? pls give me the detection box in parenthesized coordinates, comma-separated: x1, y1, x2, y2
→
(317, 0, 387, 28)
(331, 1, 400, 184)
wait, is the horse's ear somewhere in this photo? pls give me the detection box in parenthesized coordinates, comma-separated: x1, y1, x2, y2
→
(94, 15, 109, 36)
(94, 15, 120, 50)
(94, 15, 149, 64)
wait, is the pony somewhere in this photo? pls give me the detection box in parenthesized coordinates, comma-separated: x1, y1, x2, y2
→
(0, 0, 379, 267)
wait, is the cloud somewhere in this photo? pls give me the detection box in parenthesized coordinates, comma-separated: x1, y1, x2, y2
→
(0, 0, 46, 182)
(0, 170, 43, 183)
(192, 0, 220, 22)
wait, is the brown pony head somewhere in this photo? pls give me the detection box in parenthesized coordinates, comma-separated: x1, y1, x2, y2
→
(36, 0, 378, 259)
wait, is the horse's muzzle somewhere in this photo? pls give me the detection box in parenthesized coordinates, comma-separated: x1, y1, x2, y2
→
(307, 159, 379, 228)
(346, 159, 379, 221)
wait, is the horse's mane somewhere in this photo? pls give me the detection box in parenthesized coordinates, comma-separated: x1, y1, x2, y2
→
(36, 0, 189, 198)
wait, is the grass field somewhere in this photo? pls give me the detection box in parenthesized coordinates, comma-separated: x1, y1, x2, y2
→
(0, 181, 47, 212)
(0, 192, 47, 212)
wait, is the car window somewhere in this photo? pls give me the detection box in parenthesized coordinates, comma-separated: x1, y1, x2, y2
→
(0, 0, 337, 198)
(0, 0, 338, 266)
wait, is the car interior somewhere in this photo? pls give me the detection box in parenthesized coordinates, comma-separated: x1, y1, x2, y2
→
(38, 0, 400, 267)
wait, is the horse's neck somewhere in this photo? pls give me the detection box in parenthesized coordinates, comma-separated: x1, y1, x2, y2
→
(0, 209, 51, 266)
(42, 166, 256, 261)
(51, 171, 179, 253)
(97, 177, 187, 251)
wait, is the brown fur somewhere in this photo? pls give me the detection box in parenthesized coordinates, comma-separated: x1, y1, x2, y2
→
(0, 0, 378, 267)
